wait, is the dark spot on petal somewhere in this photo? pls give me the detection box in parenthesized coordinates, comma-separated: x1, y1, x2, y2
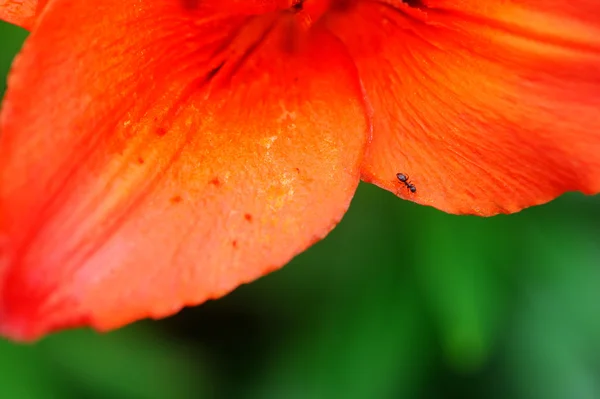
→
(180, 0, 200, 9)
(232, 240, 238, 248)
(331, 0, 356, 12)
(209, 177, 222, 187)
(170, 195, 183, 204)
(244, 214, 253, 222)
(156, 127, 167, 137)
(294, 167, 300, 173)
(291, 0, 303, 11)
(138, 157, 145, 164)
(402, 0, 426, 9)
(206, 61, 225, 81)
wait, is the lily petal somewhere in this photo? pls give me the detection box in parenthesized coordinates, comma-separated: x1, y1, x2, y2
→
(0, 0, 46, 29)
(0, 0, 369, 341)
(328, 0, 600, 215)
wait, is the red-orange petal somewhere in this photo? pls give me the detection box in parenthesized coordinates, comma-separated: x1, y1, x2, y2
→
(327, 0, 600, 215)
(0, 0, 47, 29)
(0, 0, 369, 341)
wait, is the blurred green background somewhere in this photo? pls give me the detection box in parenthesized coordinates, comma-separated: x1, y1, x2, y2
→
(1, 20, 600, 399)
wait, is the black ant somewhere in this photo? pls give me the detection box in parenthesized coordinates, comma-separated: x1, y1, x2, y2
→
(396, 173, 417, 193)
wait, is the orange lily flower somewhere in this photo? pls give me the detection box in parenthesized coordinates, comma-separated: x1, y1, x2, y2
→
(1, 0, 599, 342)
